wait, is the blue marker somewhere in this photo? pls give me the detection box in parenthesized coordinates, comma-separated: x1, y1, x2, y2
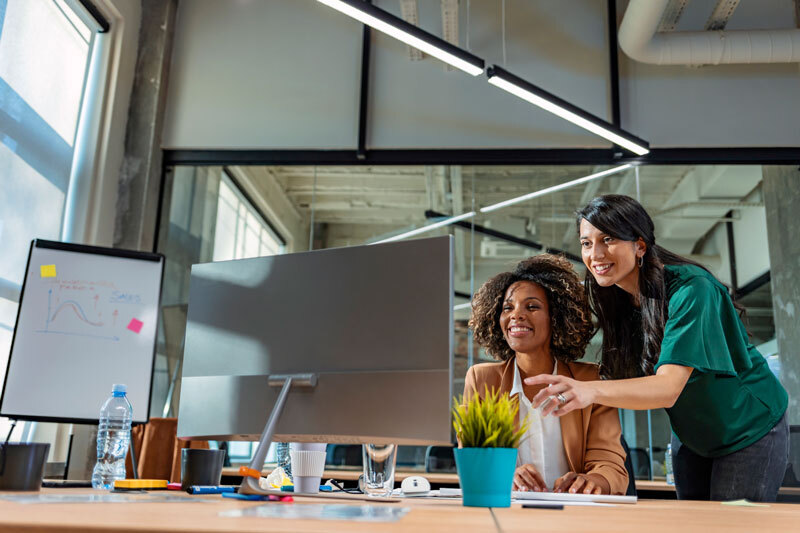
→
(189, 485, 237, 495)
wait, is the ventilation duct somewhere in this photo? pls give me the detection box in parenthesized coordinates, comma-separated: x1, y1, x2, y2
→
(618, 0, 800, 65)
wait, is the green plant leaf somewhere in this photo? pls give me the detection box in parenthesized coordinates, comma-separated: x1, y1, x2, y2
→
(452, 384, 526, 448)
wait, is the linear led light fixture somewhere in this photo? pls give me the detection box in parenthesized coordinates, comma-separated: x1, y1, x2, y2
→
(479, 164, 632, 214)
(371, 165, 629, 243)
(486, 65, 650, 156)
(371, 211, 476, 244)
(316, 0, 485, 76)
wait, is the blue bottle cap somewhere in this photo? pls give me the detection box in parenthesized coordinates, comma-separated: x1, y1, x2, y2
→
(112, 384, 127, 394)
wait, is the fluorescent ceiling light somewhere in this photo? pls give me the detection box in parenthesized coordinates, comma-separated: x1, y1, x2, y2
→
(316, 0, 485, 76)
(486, 66, 650, 156)
(480, 164, 632, 214)
(371, 211, 477, 244)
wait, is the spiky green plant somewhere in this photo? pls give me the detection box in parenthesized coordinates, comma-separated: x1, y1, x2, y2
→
(452, 385, 530, 448)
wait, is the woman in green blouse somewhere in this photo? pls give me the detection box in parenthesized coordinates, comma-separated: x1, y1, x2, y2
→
(525, 194, 788, 502)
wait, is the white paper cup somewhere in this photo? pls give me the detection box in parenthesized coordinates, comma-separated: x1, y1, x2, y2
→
(290, 443, 327, 494)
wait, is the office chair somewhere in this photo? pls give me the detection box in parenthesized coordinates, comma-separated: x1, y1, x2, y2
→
(325, 444, 362, 467)
(396, 446, 428, 468)
(425, 446, 456, 473)
(783, 425, 800, 487)
(620, 435, 637, 496)
(629, 447, 652, 480)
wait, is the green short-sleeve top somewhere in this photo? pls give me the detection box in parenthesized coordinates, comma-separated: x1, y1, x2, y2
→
(654, 264, 787, 458)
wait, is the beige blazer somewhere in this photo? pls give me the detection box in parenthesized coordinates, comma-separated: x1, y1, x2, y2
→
(463, 358, 629, 495)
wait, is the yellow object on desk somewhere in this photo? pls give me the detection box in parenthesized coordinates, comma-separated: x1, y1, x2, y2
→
(113, 479, 168, 490)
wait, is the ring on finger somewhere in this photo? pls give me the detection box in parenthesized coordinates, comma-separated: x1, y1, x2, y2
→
(556, 393, 567, 405)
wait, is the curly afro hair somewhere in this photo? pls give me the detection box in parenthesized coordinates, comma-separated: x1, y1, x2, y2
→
(469, 254, 594, 363)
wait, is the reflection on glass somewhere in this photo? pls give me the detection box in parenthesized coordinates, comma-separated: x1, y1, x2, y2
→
(154, 164, 777, 475)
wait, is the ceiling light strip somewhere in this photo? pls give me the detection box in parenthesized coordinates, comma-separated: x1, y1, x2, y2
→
(486, 66, 650, 155)
(317, 0, 485, 76)
(479, 164, 632, 213)
(371, 211, 477, 244)
(371, 165, 630, 243)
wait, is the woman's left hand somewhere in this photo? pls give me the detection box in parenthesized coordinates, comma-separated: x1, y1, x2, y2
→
(553, 472, 606, 495)
(524, 374, 596, 416)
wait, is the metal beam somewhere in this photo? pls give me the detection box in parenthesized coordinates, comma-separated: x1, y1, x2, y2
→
(657, 0, 690, 32)
(357, 2, 372, 160)
(726, 209, 738, 296)
(607, 0, 621, 128)
(736, 271, 770, 299)
(450, 166, 468, 280)
(399, 0, 423, 60)
(655, 200, 763, 216)
(426, 210, 582, 262)
(705, 0, 741, 31)
(441, 0, 459, 71)
(164, 147, 800, 167)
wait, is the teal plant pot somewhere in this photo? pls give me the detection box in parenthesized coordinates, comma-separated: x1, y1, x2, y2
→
(454, 447, 517, 508)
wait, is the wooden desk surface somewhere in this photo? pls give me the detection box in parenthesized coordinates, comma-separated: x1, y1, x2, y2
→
(1, 488, 800, 533)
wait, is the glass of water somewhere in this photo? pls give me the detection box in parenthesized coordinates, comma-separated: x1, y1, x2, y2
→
(361, 444, 397, 497)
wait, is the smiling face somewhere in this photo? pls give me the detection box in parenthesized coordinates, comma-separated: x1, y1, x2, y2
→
(579, 218, 645, 295)
(498, 281, 551, 357)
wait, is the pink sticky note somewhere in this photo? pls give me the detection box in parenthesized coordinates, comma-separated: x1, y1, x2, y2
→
(127, 318, 144, 334)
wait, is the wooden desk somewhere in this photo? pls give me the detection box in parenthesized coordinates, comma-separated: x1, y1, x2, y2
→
(1, 488, 800, 532)
(635, 480, 800, 498)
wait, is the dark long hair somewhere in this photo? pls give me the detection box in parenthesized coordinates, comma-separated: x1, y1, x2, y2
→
(576, 195, 711, 379)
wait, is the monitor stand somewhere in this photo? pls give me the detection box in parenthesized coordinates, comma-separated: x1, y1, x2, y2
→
(237, 373, 399, 502)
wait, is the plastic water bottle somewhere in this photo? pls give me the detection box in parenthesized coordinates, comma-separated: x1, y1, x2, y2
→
(665, 443, 675, 485)
(276, 442, 292, 481)
(92, 384, 133, 490)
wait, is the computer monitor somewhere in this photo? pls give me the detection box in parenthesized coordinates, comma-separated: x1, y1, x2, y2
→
(177, 236, 453, 446)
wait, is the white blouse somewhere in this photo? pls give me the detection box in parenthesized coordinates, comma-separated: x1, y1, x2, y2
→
(511, 360, 570, 490)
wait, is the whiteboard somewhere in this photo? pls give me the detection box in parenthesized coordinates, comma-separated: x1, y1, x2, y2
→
(0, 240, 164, 424)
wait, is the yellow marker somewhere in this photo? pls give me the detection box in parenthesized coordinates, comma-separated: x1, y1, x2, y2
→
(40, 265, 57, 278)
(113, 479, 168, 490)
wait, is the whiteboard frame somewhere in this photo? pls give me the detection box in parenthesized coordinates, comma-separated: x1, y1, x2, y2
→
(0, 239, 165, 425)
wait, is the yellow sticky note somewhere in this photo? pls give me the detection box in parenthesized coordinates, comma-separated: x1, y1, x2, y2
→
(40, 265, 57, 278)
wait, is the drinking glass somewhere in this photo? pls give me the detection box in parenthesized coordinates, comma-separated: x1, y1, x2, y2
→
(361, 443, 397, 497)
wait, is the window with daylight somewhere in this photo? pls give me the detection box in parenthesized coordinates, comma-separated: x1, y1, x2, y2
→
(0, 0, 99, 436)
(213, 173, 285, 262)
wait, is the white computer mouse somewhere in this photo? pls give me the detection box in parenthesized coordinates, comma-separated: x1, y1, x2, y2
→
(401, 475, 431, 495)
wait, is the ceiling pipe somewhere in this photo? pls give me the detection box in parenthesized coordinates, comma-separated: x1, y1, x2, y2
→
(618, 0, 800, 65)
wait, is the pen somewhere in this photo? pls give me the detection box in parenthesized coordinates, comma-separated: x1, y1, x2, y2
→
(522, 503, 564, 510)
(222, 492, 293, 502)
(189, 485, 237, 494)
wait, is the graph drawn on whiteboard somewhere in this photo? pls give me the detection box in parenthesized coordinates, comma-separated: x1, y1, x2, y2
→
(35, 278, 148, 342)
(1, 239, 163, 425)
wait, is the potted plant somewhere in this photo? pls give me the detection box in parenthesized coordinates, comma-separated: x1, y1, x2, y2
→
(452, 386, 529, 508)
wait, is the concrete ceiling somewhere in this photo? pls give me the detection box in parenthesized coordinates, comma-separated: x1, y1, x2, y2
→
(241, 164, 755, 244)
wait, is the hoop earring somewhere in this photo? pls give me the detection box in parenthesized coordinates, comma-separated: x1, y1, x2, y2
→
(638, 256, 644, 268)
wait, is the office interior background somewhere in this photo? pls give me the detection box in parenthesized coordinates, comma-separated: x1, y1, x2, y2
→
(1, 0, 799, 481)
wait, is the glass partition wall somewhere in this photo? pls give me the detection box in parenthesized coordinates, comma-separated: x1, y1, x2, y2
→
(154, 163, 776, 478)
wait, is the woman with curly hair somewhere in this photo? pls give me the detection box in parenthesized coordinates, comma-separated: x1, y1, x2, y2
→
(465, 254, 628, 495)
